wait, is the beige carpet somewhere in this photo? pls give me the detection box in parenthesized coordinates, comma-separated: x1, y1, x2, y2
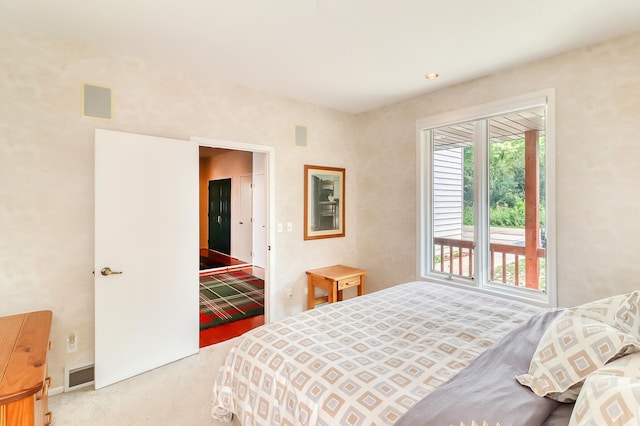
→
(49, 338, 240, 426)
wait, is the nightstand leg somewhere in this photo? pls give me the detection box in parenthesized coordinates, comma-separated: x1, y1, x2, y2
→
(307, 280, 315, 309)
(329, 284, 338, 304)
(358, 275, 365, 296)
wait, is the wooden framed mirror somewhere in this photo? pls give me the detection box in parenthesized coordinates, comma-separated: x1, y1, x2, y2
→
(304, 165, 345, 240)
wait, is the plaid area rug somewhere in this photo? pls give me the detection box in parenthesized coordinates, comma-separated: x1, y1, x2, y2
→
(199, 269, 265, 330)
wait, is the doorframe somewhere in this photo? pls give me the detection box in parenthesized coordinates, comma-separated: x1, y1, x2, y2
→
(192, 136, 275, 323)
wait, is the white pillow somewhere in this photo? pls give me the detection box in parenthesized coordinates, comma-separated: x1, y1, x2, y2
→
(516, 291, 640, 402)
(570, 352, 640, 425)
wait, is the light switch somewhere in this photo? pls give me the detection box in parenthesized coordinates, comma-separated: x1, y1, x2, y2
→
(287, 222, 293, 232)
(277, 223, 283, 232)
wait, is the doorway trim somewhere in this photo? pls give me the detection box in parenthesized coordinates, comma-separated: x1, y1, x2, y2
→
(192, 136, 275, 324)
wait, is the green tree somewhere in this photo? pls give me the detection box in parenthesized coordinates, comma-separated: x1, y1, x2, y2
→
(463, 145, 474, 208)
(463, 137, 546, 227)
(489, 138, 525, 208)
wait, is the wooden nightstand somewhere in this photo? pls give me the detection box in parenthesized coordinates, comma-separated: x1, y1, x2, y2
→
(306, 265, 367, 309)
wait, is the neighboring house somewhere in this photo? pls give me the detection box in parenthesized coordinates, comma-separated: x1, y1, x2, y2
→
(433, 148, 464, 241)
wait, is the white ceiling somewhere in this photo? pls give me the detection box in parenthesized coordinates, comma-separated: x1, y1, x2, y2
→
(2, 1, 640, 114)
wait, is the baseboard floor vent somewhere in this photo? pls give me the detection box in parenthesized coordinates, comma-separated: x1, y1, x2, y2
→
(64, 363, 95, 392)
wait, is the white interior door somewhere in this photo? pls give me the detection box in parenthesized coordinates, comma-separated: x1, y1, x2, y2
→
(252, 172, 266, 268)
(239, 175, 253, 263)
(94, 129, 199, 389)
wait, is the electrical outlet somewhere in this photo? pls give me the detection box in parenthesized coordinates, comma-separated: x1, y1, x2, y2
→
(66, 332, 78, 353)
(287, 288, 293, 298)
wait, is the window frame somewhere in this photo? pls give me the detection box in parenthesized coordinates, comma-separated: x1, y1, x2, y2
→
(416, 89, 557, 307)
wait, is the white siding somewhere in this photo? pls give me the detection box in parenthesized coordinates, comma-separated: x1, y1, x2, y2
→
(433, 148, 463, 239)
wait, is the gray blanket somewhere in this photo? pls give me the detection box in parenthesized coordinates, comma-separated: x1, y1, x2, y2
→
(394, 308, 567, 426)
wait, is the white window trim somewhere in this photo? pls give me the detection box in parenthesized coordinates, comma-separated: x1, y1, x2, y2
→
(416, 89, 557, 307)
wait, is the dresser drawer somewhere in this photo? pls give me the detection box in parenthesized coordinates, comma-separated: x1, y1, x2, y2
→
(337, 276, 361, 290)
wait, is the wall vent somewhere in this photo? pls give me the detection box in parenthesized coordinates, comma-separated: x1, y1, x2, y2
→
(82, 83, 113, 120)
(295, 125, 307, 147)
(64, 363, 95, 392)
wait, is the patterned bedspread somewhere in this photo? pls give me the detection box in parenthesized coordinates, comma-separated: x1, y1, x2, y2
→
(211, 281, 541, 425)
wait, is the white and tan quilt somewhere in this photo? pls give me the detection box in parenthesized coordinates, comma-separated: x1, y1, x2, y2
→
(211, 281, 541, 425)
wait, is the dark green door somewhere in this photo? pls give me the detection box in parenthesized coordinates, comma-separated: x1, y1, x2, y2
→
(208, 178, 231, 254)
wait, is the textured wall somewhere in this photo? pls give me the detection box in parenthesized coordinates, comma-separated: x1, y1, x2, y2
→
(354, 31, 640, 308)
(0, 29, 358, 389)
(2, 26, 639, 393)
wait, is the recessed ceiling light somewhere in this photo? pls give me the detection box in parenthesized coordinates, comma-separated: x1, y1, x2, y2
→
(425, 73, 440, 80)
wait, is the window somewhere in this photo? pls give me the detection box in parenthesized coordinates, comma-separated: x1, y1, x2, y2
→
(417, 90, 556, 306)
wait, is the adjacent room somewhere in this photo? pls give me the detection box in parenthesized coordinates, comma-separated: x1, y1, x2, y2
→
(2, 1, 640, 425)
(198, 147, 266, 347)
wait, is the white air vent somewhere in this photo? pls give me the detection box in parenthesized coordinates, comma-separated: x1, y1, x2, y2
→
(64, 363, 95, 392)
(82, 83, 112, 120)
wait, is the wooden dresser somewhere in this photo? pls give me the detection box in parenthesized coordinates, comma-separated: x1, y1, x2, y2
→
(0, 310, 53, 426)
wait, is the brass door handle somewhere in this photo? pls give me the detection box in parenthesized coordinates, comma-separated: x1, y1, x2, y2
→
(101, 267, 122, 276)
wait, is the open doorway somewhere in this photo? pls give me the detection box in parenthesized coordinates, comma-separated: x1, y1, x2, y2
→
(198, 146, 269, 347)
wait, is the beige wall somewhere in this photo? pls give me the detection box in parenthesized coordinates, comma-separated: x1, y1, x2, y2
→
(2, 26, 639, 392)
(354, 31, 640, 309)
(0, 29, 359, 389)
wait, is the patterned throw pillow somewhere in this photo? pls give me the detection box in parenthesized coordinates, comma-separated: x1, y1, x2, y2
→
(569, 291, 640, 336)
(516, 291, 640, 402)
(569, 375, 640, 425)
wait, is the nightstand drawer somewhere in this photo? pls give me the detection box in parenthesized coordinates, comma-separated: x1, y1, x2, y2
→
(337, 276, 361, 290)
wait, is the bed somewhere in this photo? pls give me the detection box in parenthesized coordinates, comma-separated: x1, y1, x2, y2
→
(211, 281, 640, 425)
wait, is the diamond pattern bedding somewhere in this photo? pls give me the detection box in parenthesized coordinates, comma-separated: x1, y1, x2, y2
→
(211, 281, 541, 425)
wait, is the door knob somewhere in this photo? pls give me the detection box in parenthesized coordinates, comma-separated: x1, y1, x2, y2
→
(101, 267, 123, 276)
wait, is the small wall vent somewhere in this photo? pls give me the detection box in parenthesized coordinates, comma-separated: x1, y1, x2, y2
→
(295, 125, 307, 147)
(82, 83, 113, 120)
(64, 363, 95, 392)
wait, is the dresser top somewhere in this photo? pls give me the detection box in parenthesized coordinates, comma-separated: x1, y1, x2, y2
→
(0, 310, 52, 405)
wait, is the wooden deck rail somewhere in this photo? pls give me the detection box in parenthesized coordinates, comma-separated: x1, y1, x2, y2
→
(488, 243, 546, 286)
(433, 237, 546, 289)
(433, 237, 474, 276)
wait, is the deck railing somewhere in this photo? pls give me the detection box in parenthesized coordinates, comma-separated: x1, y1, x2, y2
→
(433, 237, 474, 277)
(433, 237, 546, 289)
